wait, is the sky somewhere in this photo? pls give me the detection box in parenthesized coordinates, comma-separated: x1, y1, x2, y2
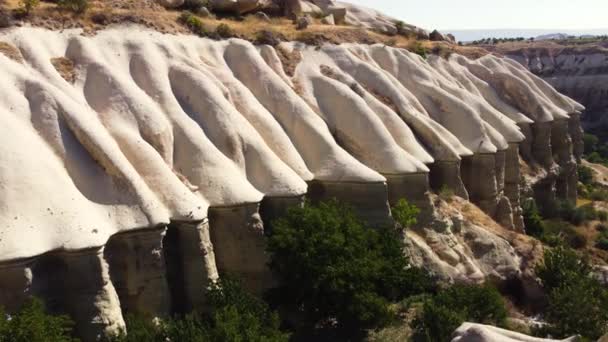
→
(344, 0, 608, 31)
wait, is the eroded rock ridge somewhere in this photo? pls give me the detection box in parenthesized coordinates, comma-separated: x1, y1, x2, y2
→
(0, 27, 582, 339)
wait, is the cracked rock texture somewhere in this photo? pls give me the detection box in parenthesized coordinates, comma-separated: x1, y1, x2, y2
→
(0, 26, 582, 339)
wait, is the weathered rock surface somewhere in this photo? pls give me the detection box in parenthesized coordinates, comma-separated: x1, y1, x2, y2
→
(503, 44, 605, 134)
(0, 26, 581, 339)
(452, 323, 580, 342)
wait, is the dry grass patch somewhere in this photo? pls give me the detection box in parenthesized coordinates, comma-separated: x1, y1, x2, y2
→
(51, 57, 76, 83)
(275, 45, 301, 77)
(0, 41, 22, 62)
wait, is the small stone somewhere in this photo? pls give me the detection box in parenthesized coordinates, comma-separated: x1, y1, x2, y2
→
(195, 6, 213, 18)
(295, 15, 312, 30)
(320, 14, 334, 25)
(254, 11, 271, 22)
(429, 29, 447, 42)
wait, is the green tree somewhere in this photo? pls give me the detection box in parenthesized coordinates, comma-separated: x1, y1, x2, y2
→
(0, 298, 77, 342)
(542, 277, 608, 339)
(411, 284, 507, 342)
(535, 246, 592, 291)
(578, 165, 594, 185)
(535, 247, 608, 340)
(583, 133, 599, 155)
(266, 200, 431, 336)
(392, 198, 420, 228)
(206, 277, 288, 342)
(522, 199, 545, 238)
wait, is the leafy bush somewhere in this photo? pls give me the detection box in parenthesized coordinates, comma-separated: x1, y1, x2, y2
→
(266, 200, 431, 336)
(522, 199, 545, 238)
(596, 230, 608, 250)
(410, 41, 427, 59)
(411, 284, 507, 342)
(541, 277, 608, 340)
(111, 277, 288, 342)
(57, 0, 88, 14)
(536, 246, 592, 291)
(438, 185, 455, 202)
(578, 165, 594, 185)
(535, 247, 608, 339)
(215, 23, 234, 38)
(590, 188, 608, 202)
(583, 133, 608, 166)
(584, 133, 600, 155)
(0, 298, 77, 342)
(178, 11, 208, 36)
(391, 198, 420, 228)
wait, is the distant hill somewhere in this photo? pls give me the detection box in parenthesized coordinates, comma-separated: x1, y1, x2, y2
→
(446, 29, 608, 42)
(535, 33, 569, 41)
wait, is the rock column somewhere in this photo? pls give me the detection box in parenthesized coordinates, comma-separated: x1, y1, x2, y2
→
(0, 259, 32, 312)
(57, 248, 125, 341)
(208, 204, 273, 295)
(164, 220, 218, 313)
(429, 160, 470, 200)
(104, 227, 171, 317)
(307, 180, 393, 227)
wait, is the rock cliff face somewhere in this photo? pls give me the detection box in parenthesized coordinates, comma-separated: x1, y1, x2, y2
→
(0, 26, 582, 339)
(503, 43, 608, 135)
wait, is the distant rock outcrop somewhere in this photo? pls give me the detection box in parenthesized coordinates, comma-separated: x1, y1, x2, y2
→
(0, 26, 582, 340)
(503, 44, 608, 134)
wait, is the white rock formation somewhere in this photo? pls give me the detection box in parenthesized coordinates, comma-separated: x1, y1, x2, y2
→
(452, 323, 580, 342)
(505, 45, 608, 134)
(0, 26, 582, 339)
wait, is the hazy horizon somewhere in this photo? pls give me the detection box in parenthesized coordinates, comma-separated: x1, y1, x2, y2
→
(344, 0, 608, 32)
(445, 28, 608, 42)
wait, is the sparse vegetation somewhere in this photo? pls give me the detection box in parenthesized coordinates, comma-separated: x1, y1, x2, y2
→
(409, 41, 427, 59)
(178, 11, 209, 37)
(57, 0, 89, 14)
(438, 184, 455, 202)
(522, 198, 601, 249)
(266, 199, 431, 338)
(215, 23, 235, 38)
(19, 0, 40, 15)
